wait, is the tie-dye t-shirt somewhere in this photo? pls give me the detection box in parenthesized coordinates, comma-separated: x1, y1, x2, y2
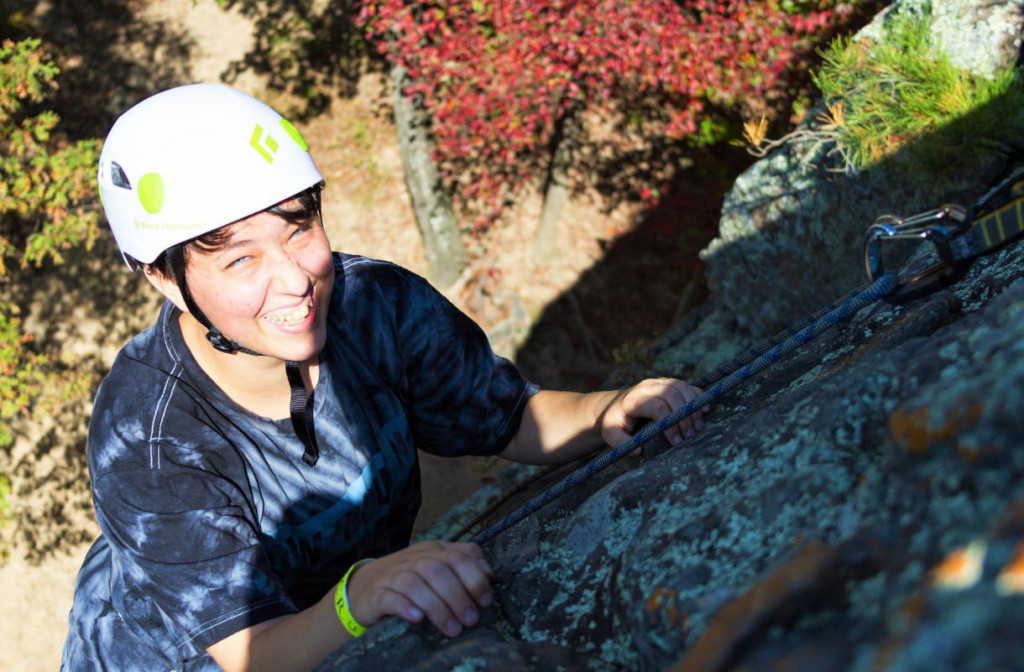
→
(62, 254, 535, 671)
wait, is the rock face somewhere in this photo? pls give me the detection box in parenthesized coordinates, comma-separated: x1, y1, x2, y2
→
(318, 2, 1024, 670)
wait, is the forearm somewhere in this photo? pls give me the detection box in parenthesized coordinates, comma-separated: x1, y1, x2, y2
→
(502, 378, 710, 465)
(500, 389, 621, 464)
(208, 591, 351, 672)
(209, 542, 494, 672)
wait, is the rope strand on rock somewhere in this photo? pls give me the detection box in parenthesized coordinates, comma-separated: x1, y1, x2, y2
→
(468, 272, 898, 544)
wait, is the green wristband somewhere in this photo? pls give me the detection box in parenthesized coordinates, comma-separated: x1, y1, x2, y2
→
(334, 559, 371, 637)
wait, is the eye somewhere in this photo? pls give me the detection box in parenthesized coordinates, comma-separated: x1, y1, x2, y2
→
(227, 255, 251, 268)
(290, 221, 314, 240)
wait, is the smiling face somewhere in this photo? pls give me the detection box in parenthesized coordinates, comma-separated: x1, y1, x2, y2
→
(172, 197, 335, 366)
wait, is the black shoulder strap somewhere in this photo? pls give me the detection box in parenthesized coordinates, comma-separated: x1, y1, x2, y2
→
(285, 361, 320, 466)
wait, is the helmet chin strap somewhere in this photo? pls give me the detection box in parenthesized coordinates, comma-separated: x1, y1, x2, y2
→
(285, 363, 321, 466)
(165, 243, 321, 466)
(166, 244, 263, 357)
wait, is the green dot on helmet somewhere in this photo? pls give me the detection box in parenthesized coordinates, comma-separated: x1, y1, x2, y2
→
(138, 173, 166, 215)
(279, 118, 309, 151)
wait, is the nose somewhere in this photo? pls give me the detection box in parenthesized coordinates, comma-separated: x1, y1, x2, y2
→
(267, 247, 312, 296)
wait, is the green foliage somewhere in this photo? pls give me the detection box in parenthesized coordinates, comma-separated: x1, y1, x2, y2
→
(611, 336, 654, 369)
(694, 117, 734, 148)
(1, 38, 101, 269)
(812, 12, 1024, 191)
(0, 38, 100, 449)
(211, 1, 370, 119)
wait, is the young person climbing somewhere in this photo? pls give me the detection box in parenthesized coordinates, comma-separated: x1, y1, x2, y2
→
(61, 83, 708, 672)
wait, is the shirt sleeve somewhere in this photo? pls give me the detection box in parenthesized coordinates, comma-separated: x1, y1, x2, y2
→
(349, 259, 537, 457)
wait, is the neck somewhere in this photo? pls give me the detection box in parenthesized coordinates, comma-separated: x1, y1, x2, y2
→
(178, 312, 319, 420)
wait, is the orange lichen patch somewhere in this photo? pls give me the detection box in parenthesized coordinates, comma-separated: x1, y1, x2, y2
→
(896, 591, 930, 624)
(929, 540, 986, 590)
(645, 587, 681, 627)
(869, 592, 930, 672)
(645, 586, 673, 613)
(668, 604, 681, 628)
(955, 443, 999, 462)
(996, 539, 1024, 596)
(888, 403, 984, 454)
(667, 541, 838, 672)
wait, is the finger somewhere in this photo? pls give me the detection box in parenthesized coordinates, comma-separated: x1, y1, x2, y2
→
(637, 381, 707, 444)
(604, 424, 633, 448)
(603, 379, 708, 447)
(447, 540, 489, 569)
(672, 382, 704, 435)
(633, 392, 690, 445)
(447, 544, 495, 609)
(446, 541, 494, 583)
(430, 540, 493, 587)
(357, 550, 464, 636)
(397, 566, 466, 637)
(664, 381, 700, 434)
(373, 586, 427, 624)
(603, 389, 676, 447)
(413, 555, 488, 634)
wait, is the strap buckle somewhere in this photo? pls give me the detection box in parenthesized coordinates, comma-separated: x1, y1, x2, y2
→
(863, 204, 970, 303)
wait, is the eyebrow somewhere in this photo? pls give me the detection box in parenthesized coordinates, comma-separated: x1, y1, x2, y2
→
(205, 216, 315, 258)
(275, 205, 319, 222)
(216, 237, 255, 254)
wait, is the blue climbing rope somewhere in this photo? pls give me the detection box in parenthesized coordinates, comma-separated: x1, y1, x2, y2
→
(693, 287, 863, 389)
(469, 272, 898, 544)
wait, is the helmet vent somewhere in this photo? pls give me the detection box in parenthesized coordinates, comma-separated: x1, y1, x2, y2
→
(111, 162, 132, 189)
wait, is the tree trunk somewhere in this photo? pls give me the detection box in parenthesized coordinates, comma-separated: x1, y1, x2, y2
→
(390, 64, 466, 289)
(533, 104, 582, 263)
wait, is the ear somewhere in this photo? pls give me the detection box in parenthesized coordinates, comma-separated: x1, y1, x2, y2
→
(143, 266, 189, 314)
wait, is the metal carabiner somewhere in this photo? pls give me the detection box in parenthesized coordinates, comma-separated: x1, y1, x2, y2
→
(863, 204, 970, 302)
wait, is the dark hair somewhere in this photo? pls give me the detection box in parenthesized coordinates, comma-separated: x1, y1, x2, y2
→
(138, 184, 323, 277)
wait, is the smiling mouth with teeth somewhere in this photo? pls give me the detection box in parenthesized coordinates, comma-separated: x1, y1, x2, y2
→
(264, 302, 312, 326)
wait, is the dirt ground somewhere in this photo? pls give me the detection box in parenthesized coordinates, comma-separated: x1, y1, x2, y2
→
(0, 2, 739, 669)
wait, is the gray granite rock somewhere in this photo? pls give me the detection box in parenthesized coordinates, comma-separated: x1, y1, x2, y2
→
(859, 0, 1024, 78)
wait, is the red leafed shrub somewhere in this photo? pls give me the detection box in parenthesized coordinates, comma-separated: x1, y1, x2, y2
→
(359, 0, 872, 215)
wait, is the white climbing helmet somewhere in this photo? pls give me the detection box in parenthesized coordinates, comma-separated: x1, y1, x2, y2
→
(97, 82, 323, 265)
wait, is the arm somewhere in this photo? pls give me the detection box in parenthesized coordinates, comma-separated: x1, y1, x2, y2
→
(205, 380, 708, 671)
(208, 541, 494, 672)
(500, 378, 708, 464)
